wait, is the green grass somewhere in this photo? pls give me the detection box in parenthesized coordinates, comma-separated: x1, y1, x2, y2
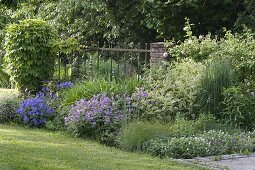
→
(0, 124, 207, 170)
(0, 89, 18, 99)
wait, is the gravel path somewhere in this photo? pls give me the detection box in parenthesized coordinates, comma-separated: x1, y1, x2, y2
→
(182, 153, 255, 170)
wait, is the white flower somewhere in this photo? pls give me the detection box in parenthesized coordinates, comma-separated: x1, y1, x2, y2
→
(199, 35, 204, 40)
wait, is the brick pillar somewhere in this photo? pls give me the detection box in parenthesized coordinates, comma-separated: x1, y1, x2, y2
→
(150, 42, 169, 65)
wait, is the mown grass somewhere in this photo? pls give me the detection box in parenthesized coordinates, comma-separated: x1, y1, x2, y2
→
(0, 124, 207, 170)
(0, 88, 18, 99)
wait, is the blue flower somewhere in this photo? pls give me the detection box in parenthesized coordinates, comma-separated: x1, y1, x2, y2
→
(56, 81, 74, 89)
(65, 93, 133, 128)
(16, 93, 54, 127)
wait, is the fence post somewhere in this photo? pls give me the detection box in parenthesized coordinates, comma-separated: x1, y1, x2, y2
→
(150, 42, 169, 65)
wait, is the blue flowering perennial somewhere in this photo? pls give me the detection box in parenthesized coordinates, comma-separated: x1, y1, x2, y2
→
(65, 93, 123, 126)
(16, 94, 54, 127)
(56, 81, 74, 89)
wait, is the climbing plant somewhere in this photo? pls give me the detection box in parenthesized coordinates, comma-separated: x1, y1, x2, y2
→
(4, 19, 57, 93)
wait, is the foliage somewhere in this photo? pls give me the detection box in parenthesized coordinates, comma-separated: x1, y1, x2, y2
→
(1, 0, 254, 45)
(119, 122, 171, 151)
(4, 19, 57, 93)
(40, 81, 74, 131)
(64, 93, 133, 146)
(0, 67, 10, 88)
(0, 6, 11, 88)
(169, 23, 255, 82)
(61, 78, 139, 108)
(222, 85, 255, 130)
(70, 52, 127, 80)
(119, 114, 223, 152)
(0, 95, 20, 123)
(133, 59, 204, 122)
(235, 0, 255, 32)
(141, 0, 242, 40)
(37, 0, 119, 42)
(168, 114, 224, 137)
(222, 29, 255, 81)
(55, 37, 81, 80)
(168, 18, 218, 62)
(194, 58, 234, 115)
(147, 130, 254, 159)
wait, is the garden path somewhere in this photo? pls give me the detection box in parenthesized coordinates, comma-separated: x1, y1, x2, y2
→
(183, 153, 255, 170)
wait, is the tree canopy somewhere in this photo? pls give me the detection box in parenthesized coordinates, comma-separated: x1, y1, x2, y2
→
(0, 0, 253, 43)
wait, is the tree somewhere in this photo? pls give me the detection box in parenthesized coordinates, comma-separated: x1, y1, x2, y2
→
(141, 0, 244, 40)
(235, 0, 255, 31)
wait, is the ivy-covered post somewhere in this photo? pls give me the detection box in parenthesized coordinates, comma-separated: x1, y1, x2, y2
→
(150, 42, 169, 65)
(4, 19, 57, 94)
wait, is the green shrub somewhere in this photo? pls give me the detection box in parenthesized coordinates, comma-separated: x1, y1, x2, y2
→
(168, 19, 218, 62)
(119, 122, 171, 151)
(0, 96, 20, 123)
(168, 22, 255, 82)
(222, 86, 255, 130)
(4, 19, 57, 93)
(147, 130, 253, 159)
(133, 59, 204, 122)
(169, 114, 222, 137)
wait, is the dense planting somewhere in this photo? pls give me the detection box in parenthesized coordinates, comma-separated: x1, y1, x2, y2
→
(147, 130, 254, 159)
(1, 15, 255, 168)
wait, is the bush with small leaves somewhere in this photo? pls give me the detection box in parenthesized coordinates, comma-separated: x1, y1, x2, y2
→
(146, 130, 253, 159)
(0, 96, 20, 123)
(4, 19, 57, 93)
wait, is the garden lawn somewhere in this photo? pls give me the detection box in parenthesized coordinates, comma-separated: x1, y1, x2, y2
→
(0, 125, 207, 170)
(0, 88, 17, 99)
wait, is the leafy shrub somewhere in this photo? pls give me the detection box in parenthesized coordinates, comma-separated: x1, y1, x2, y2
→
(0, 96, 20, 123)
(119, 122, 171, 151)
(168, 21, 255, 82)
(4, 19, 57, 93)
(222, 85, 255, 130)
(194, 58, 234, 115)
(169, 114, 223, 137)
(168, 18, 218, 62)
(132, 59, 204, 122)
(65, 93, 133, 146)
(147, 130, 253, 159)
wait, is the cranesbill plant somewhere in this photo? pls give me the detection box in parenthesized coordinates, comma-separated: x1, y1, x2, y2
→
(16, 94, 54, 127)
(65, 93, 134, 145)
